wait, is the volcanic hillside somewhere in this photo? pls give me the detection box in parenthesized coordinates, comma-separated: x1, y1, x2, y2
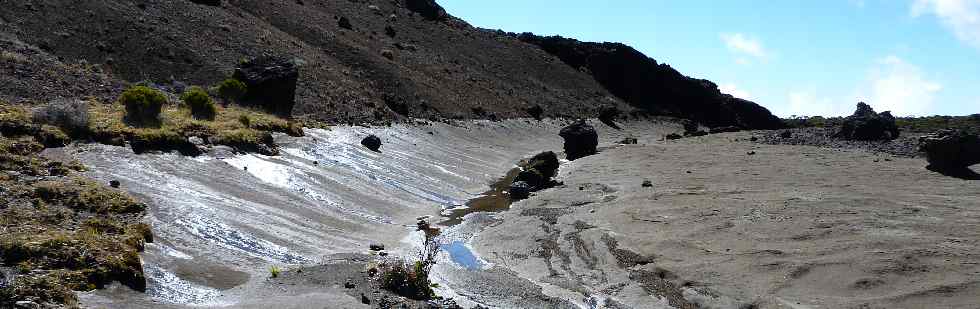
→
(0, 0, 781, 128)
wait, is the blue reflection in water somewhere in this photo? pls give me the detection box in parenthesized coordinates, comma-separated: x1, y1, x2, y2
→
(442, 241, 483, 270)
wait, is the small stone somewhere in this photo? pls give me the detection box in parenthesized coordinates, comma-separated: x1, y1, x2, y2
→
(378, 251, 388, 257)
(109, 180, 121, 188)
(345, 280, 355, 289)
(747, 151, 756, 155)
(641, 180, 653, 187)
(361, 135, 382, 152)
(361, 294, 371, 304)
(369, 243, 385, 251)
(188, 136, 205, 146)
(749, 136, 759, 142)
(338, 16, 353, 30)
(14, 301, 40, 309)
(666, 133, 683, 140)
(780, 130, 793, 139)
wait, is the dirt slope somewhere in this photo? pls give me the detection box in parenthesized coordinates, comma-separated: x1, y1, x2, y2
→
(0, 0, 781, 127)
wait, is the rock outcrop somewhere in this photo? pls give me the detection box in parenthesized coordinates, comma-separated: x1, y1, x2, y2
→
(509, 151, 561, 200)
(513, 34, 785, 130)
(232, 56, 300, 117)
(559, 121, 598, 160)
(361, 135, 382, 152)
(405, 0, 448, 21)
(834, 102, 900, 141)
(919, 129, 980, 170)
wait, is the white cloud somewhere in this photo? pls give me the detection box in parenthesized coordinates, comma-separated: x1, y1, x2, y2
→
(720, 33, 768, 59)
(860, 55, 942, 116)
(719, 83, 753, 100)
(911, 0, 980, 49)
(777, 56, 942, 117)
(781, 90, 850, 117)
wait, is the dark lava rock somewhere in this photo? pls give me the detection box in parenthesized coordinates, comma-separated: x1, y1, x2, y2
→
(747, 151, 756, 155)
(361, 293, 370, 304)
(361, 135, 382, 152)
(189, 0, 221, 6)
(369, 243, 385, 251)
(559, 120, 598, 160)
(749, 136, 759, 142)
(514, 34, 785, 130)
(109, 180, 121, 188)
(344, 280, 355, 289)
(641, 180, 653, 187)
(384, 25, 396, 37)
(598, 106, 622, 130)
(527, 105, 544, 120)
(834, 102, 900, 141)
(686, 130, 708, 137)
(919, 129, 980, 170)
(509, 181, 532, 200)
(405, 0, 448, 21)
(682, 120, 699, 134)
(666, 133, 683, 140)
(710, 126, 742, 134)
(514, 169, 544, 188)
(233, 56, 300, 117)
(528, 151, 560, 178)
(780, 130, 793, 139)
(619, 137, 638, 144)
(338, 16, 353, 30)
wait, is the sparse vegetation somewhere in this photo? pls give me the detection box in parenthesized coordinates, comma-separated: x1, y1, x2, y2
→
(783, 114, 980, 135)
(119, 85, 167, 127)
(217, 78, 247, 104)
(377, 221, 439, 300)
(0, 134, 151, 307)
(180, 86, 217, 120)
(31, 99, 90, 135)
(269, 266, 282, 278)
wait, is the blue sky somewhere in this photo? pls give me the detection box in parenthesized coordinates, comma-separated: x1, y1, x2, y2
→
(440, 0, 980, 117)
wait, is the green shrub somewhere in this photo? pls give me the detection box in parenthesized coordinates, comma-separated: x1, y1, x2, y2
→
(118, 86, 167, 126)
(217, 78, 247, 104)
(180, 86, 217, 120)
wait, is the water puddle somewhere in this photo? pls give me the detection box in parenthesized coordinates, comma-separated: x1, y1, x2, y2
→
(441, 241, 485, 270)
(438, 167, 521, 226)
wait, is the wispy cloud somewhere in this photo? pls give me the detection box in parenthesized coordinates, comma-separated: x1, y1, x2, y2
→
(720, 33, 768, 61)
(719, 83, 753, 100)
(779, 56, 942, 117)
(861, 55, 942, 116)
(911, 0, 980, 49)
(782, 90, 849, 117)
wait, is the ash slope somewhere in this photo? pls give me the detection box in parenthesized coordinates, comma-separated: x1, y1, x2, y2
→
(0, 0, 780, 128)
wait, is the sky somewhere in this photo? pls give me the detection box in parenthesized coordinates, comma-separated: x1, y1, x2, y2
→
(440, 0, 980, 117)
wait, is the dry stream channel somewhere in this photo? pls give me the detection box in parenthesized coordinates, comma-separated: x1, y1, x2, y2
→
(59, 119, 640, 308)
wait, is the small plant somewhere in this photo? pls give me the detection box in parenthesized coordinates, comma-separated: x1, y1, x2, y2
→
(217, 78, 247, 104)
(377, 220, 440, 300)
(180, 86, 217, 120)
(269, 266, 281, 278)
(118, 85, 167, 127)
(238, 115, 251, 128)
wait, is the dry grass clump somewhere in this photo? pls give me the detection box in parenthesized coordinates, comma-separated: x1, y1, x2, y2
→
(0, 135, 151, 307)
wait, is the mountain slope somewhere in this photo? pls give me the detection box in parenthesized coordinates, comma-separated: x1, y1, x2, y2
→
(0, 0, 781, 128)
